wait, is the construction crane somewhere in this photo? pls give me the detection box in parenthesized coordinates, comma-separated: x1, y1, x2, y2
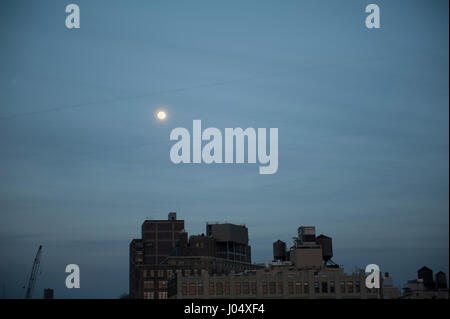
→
(23, 245, 43, 299)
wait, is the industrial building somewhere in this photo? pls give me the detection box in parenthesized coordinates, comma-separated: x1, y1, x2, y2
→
(129, 213, 258, 299)
(167, 225, 390, 299)
(168, 266, 379, 299)
(131, 219, 408, 299)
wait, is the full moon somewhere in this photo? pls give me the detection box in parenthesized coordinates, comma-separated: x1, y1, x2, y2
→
(156, 111, 167, 121)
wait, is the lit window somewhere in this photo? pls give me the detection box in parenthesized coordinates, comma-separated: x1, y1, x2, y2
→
(277, 282, 283, 294)
(303, 282, 309, 294)
(295, 282, 302, 294)
(189, 282, 197, 295)
(288, 282, 294, 294)
(159, 292, 168, 299)
(347, 281, 354, 293)
(243, 282, 250, 295)
(159, 281, 167, 289)
(251, 282, 257, 295)
(216, 282, 223, 295)
(314, 282, 320, 294)
(144, 281, 154, 289)
(236, 282, 242, 295)
(143, 292, 154, 299)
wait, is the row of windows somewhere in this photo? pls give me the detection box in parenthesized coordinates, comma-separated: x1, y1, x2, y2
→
(142, 270, 173, 278)
(143, 267, 254, 279)
(144, 232, 177, 240)
(287, 281, 361, 294)
(143, 222, 184, 232)
(143, 291, 168, 299)
(143, 280, 168, 289)
(181, 280, 363, 296)
(173, 261, 248, 270)
(142, 269, 214, 278)
(182, 282, 258, 296)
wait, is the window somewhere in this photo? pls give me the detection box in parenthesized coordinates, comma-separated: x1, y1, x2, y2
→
(189, 282, 197, 295)
(159, 292, 168, 299)
(159, 281, 167, 289)
(157, 223, 171, 231)
(158, 270, 165, 278)
(288, 282, 294, 294)
(295, 282, 302, 294)
(182, 282, 187, 296)
(167, 270, 173, 278)
(135, 251, 143, 264)
(314, 282, 320, 294)
(321, 282, 328, 293)
(209, 282, 215, 295)
(143, 292, 154, 299)
(347, 281, 354, 293)
(262, 282, 268, 295)
(144, 281, 154, 289)
(216, 282, 223, 295)
(269, 282, 276, 294)
(355, 281, 361, 293)
(278, 281, 284, 294)
(330, 281, 335, 294)
(340, 281, 345, 293)
(243, 282, 250, 295)
(236, 282, 242, 295)
(303, 282, 309, 294)
(225, 282, 230, 295)
(251, 282, 257, 295)
(198, 282, 204, 295)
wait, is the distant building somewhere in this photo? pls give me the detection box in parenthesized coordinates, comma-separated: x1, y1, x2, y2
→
(418, 266, 434, 289)
(168, 225, 388, 299)
(435, 271, 447, 289)
(169, 266, 381, 299)
(381, 272, 401, 299)
(129, 212, 186, 298)
(129, 213, 258, 299)
(43, 288, 54, 299)
(206, 223, 251, 263)
(401, 266, 449, 299)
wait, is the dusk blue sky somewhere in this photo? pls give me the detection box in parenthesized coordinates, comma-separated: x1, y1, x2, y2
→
(0, 0, 448, 298)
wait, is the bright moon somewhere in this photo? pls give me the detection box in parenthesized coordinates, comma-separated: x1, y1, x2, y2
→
(156, 111, 167, 121)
